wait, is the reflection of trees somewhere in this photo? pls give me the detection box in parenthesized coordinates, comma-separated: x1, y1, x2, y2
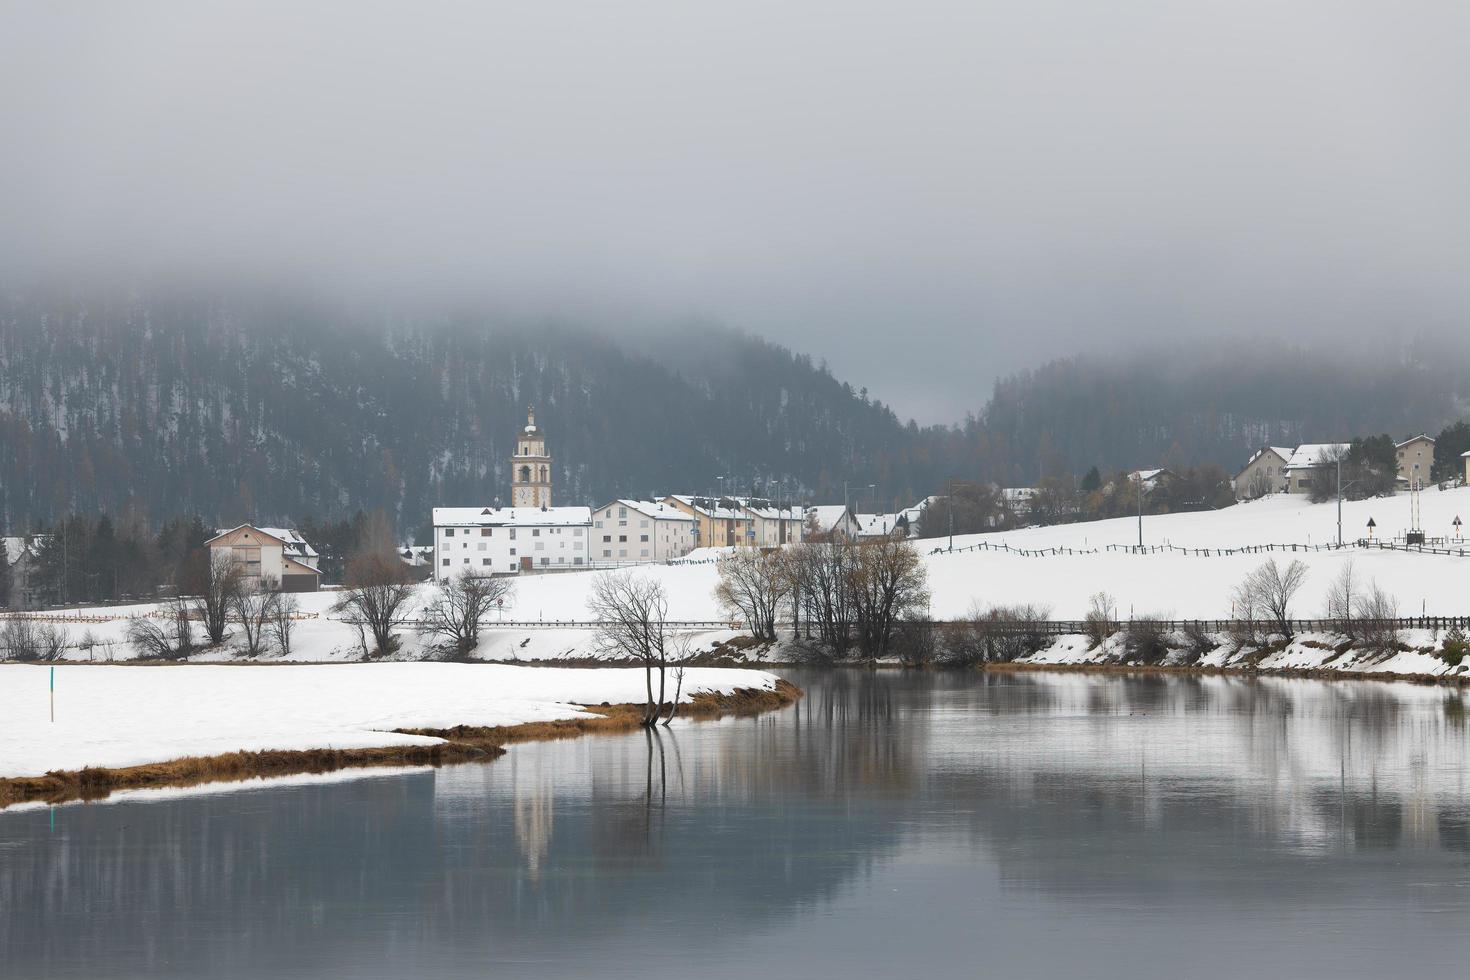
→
(5, 671, 1470, 977)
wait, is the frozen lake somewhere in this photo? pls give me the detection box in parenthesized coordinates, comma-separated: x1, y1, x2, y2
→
(4, 668, 1470, 978)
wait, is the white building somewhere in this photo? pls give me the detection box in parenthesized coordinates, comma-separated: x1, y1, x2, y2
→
(1283, 443, 1350, 494)
(592, 499, 696, 562)
(205, 525, 322, 592)
(433, 506, 591, 579)
(805, 505, 860, 540)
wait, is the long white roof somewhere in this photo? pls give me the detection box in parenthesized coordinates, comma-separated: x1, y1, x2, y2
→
(806, 505, 853, 531)
(433, 506, 591, 527)
(667, 495, 747, 520)
(598, 499, 695, 522)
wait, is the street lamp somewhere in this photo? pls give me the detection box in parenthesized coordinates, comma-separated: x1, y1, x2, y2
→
(843, 481, 874, 541)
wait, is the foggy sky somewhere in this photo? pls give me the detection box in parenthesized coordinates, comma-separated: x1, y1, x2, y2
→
(3, 2, 1468, 422)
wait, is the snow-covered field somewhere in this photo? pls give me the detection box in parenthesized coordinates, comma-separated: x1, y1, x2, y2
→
(0, 663, 782, 779)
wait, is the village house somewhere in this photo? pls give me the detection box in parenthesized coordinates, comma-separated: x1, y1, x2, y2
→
(1233, 446, 1292, 500)
(1282, 443, 1349, 494)
(1395, 434, 1435, 487)
(432, 506, 591, 578)
(855, 512, 909, 540)
(805, 505, 861, 541)
(592, 499, 696, 562)
(205, 525, 322, 592)
(2, 535, 48, 610)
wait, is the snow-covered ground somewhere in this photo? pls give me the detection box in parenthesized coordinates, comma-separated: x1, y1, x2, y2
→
(10, 486, 1470, 662)
(1025, 627, 1462, 677)
(0, 663, 782, 779)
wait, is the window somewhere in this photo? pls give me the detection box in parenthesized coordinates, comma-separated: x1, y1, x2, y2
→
(595, 520, 603, 528)
(509, 529, 517, 540)
(477, 542, 487, 551)
(640, 519, 649, 528)
(603, 549, 611, 558)
(618, 549, 627, 558)
(619, 535, 627, 543)
(573, 528, 582, 537)
(540, 557, 549, 566)
(558, 556, 565, 564)
(510, 548, 517, 555)
(535, 542, 545, 551)
(482, 558, 491, 566)
(639, 534, 648, 542)
(603, 535, 611, 543)
(618, 507, 627, 518)
(532, 528, 540, 537)
(618, 519, 627, 527)
(442, 558, 450, 566)
(574, 558, 584, 566)
(480, 528, 491, 537)
(445, 528, 455, 537)
(640, 549, 649, 557)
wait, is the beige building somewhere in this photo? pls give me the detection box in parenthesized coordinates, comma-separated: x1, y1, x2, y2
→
(732, 498, 804, 547)
(663, 495, 755, 549)
(205, 525, 321, 592)
(1283, 443, 1348, 494)
(592, 499, 696, 562)
(1396, 434, 1435, 486)
(510, 407, 552, 508)
(1233, 446, 1292, 500)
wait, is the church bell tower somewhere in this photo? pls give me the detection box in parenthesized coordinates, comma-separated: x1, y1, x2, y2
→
(511, 406, 552, 508)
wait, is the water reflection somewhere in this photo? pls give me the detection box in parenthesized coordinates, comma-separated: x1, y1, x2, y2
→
(4, 671, 1470, 979)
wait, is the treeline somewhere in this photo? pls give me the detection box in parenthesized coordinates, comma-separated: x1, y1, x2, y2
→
(3, 509, 400, 608)
(914, 465, 1235, 538)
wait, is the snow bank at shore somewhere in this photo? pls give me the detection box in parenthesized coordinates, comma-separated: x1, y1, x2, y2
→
(0, 663, 781, 779)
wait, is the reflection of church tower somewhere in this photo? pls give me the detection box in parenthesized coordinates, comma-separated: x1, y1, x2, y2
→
(511, 406, 552, 508)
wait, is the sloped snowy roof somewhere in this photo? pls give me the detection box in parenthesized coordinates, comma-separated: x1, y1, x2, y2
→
(210, 525, 318, 561)
(667, 495, 747, 520)
(598, 499, 695, 522)
(856, 513, 904, 537)
(1396, 434, 1434, 448)
(1284, 443, 1349, 471)
(726, 497, 803, 521)
(433, 506, 592, 527)
(2, 536, 43, 565)
(806, 505, 855, 532)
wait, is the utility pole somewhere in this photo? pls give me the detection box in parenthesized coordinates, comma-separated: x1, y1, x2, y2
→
(947, 478, 955, 552)
(1137, 476, 1144, 549)
(1336, 456, 1342, 547)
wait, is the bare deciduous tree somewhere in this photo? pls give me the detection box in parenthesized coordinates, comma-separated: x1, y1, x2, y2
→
(714, 549, 790, 642)
(270, 590, 299, 658)
(1, 618, 67, 661)
(1353, 582, 1400, 655)
(588, 572, 671, 726)
(1236, 558, 1309, 640)
(126, 598, 194, 660)
(185, 550, 243, 647)
(1323, 561, 1361, 639)
(847, 538, 930, 662)
(418, 571, 515, 659)
(1085, 591, 1117, 649)
(333, 551, 417, 657)
(230, 575, 279, 658)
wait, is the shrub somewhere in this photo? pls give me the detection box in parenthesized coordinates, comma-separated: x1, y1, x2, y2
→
(1441, 626, 1470, 667)
(1084, 592, 1117, 649)
(1123, 616, 1171, 665)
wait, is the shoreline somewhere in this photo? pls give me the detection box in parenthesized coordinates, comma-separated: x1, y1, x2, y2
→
(978, 660, 1470, 687)
(0, 680, 802, 810)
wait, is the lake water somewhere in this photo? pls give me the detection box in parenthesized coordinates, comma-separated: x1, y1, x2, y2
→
(4, 669, 1470, 979)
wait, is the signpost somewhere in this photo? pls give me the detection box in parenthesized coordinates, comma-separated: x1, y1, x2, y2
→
(1366, 517, 1376, 542)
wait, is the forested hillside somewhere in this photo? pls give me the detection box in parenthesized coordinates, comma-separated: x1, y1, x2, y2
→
(1, 286, 1465, 533)
(0, 289, 933, 529)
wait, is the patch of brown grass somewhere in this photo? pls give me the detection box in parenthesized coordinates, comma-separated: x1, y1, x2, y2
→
(0, 681, 801, 810)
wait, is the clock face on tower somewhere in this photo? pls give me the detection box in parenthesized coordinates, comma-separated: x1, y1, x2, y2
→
(511, 406, 551, 507)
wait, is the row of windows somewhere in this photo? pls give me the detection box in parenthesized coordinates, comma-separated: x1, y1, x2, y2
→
(442, 556, 585, 569)
(600, 534, 649, 543)
(442, 526, 583, 538)
(602, 549, 651, 558)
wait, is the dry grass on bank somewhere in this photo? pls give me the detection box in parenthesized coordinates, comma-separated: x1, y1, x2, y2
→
(0, 681, 801, 810)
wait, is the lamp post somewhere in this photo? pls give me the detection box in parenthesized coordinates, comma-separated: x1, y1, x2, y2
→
(947, 478, 955, 553)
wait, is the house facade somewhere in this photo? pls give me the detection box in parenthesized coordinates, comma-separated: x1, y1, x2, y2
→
(732, 499, 805, 547)
(1233, 447, 1292, 499)
(205, 525, 322, 592)
(2, 536, 48, 610)
(1396, 434, 1435, 487)
(1283, 444, 1349, 494)
(663, 495, 756, 549)
(592, 499, 696, 562)
(432, 506, 591, 579)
